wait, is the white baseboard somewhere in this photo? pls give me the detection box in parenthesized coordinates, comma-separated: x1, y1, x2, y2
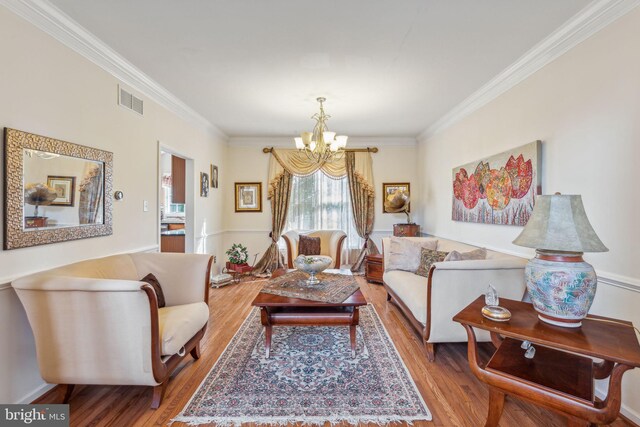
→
(596, 385, 640, 425)
(16, 382, 55, 404)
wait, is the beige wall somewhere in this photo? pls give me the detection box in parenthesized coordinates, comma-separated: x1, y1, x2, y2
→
(417, 8, 640, 421)
(0, 8, 227, 403)
(223, 139, 418, 265)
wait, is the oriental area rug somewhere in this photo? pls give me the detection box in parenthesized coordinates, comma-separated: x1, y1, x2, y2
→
(172, 305, 432, 426)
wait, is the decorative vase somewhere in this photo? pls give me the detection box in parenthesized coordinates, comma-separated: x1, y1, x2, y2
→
(525, 250, 597, 327)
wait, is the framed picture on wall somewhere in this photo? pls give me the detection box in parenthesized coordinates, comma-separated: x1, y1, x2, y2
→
(234, 182, 262, 212)
(210, 164, 218, 188)
(382, 182, 410, 213)
(200, 172, 209, 197)
(47, 175, 76, 206)
(452, 140, 541, 226)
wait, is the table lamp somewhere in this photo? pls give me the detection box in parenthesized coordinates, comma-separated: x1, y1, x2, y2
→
(513, 194, 608, 327)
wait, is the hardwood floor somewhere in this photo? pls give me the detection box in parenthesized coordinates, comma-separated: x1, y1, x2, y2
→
(36, 277, 634, 427)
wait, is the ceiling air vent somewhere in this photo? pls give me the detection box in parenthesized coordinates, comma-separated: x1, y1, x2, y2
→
(119, 86, 144, 115)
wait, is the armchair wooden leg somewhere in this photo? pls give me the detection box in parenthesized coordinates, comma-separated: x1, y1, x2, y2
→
(190, 341, 201, 360)
(425, 342, 436, 362)
(60, 384, 75, 403)
(151, 382, 168, 409)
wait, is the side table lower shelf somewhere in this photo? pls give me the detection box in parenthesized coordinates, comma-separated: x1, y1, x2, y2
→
(486, 338, 594, 403)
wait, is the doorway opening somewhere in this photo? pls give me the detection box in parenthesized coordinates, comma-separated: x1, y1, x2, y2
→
(159, 144, 195, 253)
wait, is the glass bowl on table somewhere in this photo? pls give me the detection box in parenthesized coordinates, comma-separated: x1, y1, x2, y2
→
(293, 255, 332, 285)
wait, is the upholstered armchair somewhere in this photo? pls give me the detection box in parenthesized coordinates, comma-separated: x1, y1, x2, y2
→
(11, 252, 212, 409)
(282, 230, 347, 269)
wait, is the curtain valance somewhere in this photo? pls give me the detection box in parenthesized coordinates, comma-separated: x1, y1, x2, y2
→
(267, 149, 374, 199)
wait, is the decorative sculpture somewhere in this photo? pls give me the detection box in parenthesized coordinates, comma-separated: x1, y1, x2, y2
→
(384, 190, 411, 223)
(24, 183, 57, 217)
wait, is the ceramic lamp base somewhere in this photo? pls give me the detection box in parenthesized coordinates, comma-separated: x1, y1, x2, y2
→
(525, 250, 597, 328)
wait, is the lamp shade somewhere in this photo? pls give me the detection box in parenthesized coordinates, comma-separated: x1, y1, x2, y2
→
(323, 131, 336, 143)
(301, 132, 313, 145)
(513, 194, 608, 253)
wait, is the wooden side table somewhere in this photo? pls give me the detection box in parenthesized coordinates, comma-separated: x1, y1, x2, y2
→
(393, 223, 420, 237)
(365, 254, 384, 284)
(453, 297, 640, 427)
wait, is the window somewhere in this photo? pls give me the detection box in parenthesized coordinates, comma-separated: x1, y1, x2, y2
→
(285, 171, 362, 251)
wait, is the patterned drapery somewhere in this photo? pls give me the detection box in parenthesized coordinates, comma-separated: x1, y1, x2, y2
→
(252, 166, 293, 275)
(78, 163, 104, 224)
(256, 149, 375, 273)
(346, 151, 378, 272)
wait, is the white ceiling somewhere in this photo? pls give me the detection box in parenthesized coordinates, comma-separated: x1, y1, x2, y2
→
(49, 0, 591, 137)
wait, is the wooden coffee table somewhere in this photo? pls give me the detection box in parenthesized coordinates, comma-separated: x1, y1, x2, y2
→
(251, 268, 366, 358)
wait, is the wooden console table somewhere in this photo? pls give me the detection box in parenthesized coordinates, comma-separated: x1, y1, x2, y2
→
(453, 296, 640, 427)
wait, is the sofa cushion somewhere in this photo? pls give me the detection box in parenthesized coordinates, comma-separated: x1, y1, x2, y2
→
(387, 237, 438, 272)
(416, 248, 449, 277)
(158, 302, 209, 356)
(298, 235, 321, 256)
(444, 248, 487, 262)
(140, 273, 166, 308)
(383, 270, 428, 325)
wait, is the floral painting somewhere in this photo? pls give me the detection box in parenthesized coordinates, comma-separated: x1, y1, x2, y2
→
(452, 141, 541, 226)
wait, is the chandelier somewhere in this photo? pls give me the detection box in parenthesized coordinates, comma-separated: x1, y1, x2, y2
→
(294, 97, 348, 164)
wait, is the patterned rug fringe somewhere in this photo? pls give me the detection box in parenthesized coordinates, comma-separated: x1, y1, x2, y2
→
(170, 413, 430, 426)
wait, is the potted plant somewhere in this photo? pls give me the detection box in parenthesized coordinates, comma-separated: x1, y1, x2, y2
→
(225, 243, 251, 273)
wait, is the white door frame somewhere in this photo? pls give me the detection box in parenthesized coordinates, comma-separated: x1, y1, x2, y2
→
(158, 142, 195, 253)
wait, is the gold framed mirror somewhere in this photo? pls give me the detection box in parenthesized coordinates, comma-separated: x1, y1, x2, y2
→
(3, 128, 113, 250)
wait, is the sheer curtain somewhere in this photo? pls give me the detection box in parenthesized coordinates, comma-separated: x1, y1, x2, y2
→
(284, 171, 362, 260)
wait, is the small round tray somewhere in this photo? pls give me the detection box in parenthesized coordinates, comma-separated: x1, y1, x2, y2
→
(482, 305, 512, 322)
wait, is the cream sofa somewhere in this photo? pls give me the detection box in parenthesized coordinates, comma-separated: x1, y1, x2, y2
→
(12, 252, 212, 408)
(282, 230, 347, 269)
(382, 237, 527, 361)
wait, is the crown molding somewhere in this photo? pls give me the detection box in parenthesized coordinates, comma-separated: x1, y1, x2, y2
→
(229, 136, 417, 148)
(418, 0, 640, 142)
(1, 0, 227, 140)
